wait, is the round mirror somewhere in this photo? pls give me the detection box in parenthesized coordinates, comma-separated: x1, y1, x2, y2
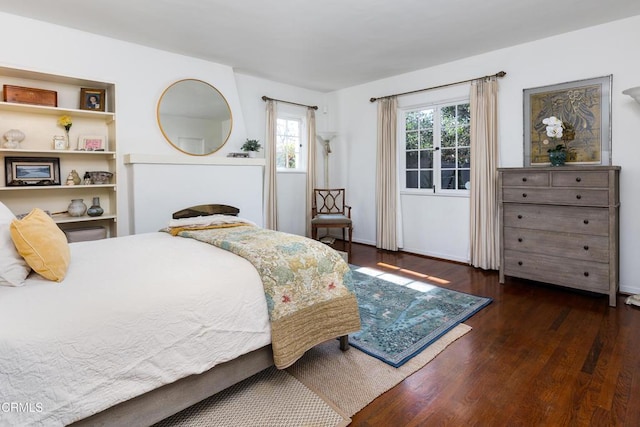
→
(157, 79, 232, 156)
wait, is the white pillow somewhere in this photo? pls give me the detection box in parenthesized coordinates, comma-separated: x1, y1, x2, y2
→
(0, 202, 31, 286)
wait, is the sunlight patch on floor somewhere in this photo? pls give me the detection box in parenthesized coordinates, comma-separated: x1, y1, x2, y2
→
(375, 262, 450, 285)
(353, 266, 441, 293)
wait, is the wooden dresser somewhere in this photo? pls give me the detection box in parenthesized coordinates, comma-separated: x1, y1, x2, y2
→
(498, 166, 620, 306)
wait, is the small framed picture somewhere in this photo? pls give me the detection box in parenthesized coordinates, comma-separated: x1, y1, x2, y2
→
(79, 88, 106, 112)
(79, 135, 106, 151)
(53, 136, 67, 150)
(5, 157, 61, 186)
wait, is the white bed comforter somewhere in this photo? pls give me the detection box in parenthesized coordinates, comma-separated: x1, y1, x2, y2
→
(0, 232, 271, 427)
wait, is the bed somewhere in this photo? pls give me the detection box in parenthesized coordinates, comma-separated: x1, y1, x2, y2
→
(0, 203, 360, 426)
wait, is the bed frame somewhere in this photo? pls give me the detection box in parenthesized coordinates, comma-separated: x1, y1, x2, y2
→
(70, 345, 274, 426)
(71, 205, 352, 426)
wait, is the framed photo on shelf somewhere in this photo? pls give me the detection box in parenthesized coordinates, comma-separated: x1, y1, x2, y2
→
(78, 135, 106, 151)
(79, 88, 106, 112)
(5, 157, 61, 186)
(523, 75, 612, 166)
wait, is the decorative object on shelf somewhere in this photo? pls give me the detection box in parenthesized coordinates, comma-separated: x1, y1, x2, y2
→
(67, 199, 87, 217)
(79, 88, 106, 112)
(65, 172, 75, 186)
(86, 197, 104, 217)
(622, 86, 640, 104)
(3, 129, 25, 149)
(5, 157, 61, 186)
(2, 84, 57, 107)
(78, 135, 106, 151)
(83, 172, 91, 185)
(57, 115, 72, 149)
(523, 75, 612, 166)
(542, 116, 574, 166)
(227, 152, 249, 158)
(87, 171, 113, 185)
(71, 169, 81, 185)
(241, 139, 262, 158)
(53, 135, 67, 150)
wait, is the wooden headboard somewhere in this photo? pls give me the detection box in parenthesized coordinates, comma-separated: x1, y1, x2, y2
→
(172, 204, 239, 219)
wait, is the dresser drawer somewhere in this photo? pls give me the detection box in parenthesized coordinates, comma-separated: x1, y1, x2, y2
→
(551, 170, 609, 188)
(503, 227, 609, 262)
(502, 204, 609, 235)
(501, 171, 549, 187)
(502, 187, 609, 206)
(503, 250, 609, 292)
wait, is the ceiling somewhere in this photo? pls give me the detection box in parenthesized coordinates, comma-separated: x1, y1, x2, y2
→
(1, 0, 639, 92)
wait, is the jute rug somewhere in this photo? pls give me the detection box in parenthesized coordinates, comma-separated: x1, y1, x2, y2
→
(155, 324, 470, 426)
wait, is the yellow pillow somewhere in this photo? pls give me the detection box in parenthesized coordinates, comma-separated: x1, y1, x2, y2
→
(10, 208, 70, 282)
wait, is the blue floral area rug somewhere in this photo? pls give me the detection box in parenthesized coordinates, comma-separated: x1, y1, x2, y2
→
(347, 265, 492, 367)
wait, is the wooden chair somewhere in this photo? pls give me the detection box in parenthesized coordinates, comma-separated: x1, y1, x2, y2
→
(311, 188, 352, 257)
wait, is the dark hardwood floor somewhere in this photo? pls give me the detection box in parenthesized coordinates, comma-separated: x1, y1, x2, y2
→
(331, 241, 640, 426)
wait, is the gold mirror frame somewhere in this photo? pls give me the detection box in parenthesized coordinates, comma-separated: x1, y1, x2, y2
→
(157, 79, 233, 156)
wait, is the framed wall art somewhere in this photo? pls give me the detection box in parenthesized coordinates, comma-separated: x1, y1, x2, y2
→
(5, 157, 61, 186)
(523, 75, 612, 166)
(79, 88, 106, 112)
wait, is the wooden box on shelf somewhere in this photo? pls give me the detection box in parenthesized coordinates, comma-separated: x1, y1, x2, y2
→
(3, 84, 57, 107)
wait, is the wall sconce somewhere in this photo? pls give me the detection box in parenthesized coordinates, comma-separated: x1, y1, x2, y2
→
(316, 132, 337, 188)
(622, 86, 640, 104)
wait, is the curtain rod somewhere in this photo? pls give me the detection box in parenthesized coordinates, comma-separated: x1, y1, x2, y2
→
(369, 71, 507, 103)
(261, 95, 318, 110)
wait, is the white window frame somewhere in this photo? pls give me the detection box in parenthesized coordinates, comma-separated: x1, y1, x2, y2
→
(276, 113, 307, 173)
(399, 97, 470, 196)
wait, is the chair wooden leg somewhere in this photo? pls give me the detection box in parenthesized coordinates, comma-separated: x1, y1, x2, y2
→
(348, 226, 352, 258)
(312, 226, 317, 240)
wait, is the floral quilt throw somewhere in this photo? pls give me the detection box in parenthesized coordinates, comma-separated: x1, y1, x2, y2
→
(174, 225, 361, 368)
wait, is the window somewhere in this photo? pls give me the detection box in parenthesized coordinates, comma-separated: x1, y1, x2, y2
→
(276, 116, 305, 171)
(402, 101, 470, 192)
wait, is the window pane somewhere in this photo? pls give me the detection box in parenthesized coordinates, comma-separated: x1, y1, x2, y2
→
(419, 129, 433, 149)
(406, 131, 418, 149)
(441, 148, 456, 168)
(419, 170, 433, 189)
(406, 171, 418, 188)
(419, 150, 433, 168)
(458, 169, 470, 190)
(418, 109, 434, 129)
(441, 105, 455, 122)
(441, 125, 456, 147)
(457, 104, 470, 126)
(458, 147, 470, 168)
(406, 112, 418, 131)
(457, 126, 470, 146)
(406, 151, 418, 169)
(441, 169, 456, 189)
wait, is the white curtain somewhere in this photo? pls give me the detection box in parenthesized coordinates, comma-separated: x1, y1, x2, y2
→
(264, 100, 278, 230)
(305, 108, 317, 237)
(469, 77, 499, 269)
(375, 96, 402, 251)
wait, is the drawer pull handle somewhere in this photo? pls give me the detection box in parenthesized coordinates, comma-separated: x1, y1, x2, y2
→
(522, 177, 527, 182)
(576, 194, 582, 200)
(518, 261, 523, 266)
(517, 215, 523, 219)
(522, 193, 527, 198)
(584, 272, 589, 277)
(576, 177, 582, 182)
(583, 219, 589, 224)
(584, 245, 589, 251)
(518, 238, 523, 242)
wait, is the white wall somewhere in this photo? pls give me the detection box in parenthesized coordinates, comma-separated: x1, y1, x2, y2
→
(331, 15, 640, 294)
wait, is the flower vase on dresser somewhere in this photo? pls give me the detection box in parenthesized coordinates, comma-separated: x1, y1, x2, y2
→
(68, 199, 87, 217)
(87, 197, 104, 217)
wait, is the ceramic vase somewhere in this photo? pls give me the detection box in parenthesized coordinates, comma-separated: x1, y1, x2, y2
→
(548, 151, 566, 166)
(87, 197, 104, 217)
(68, 199, 87, 217)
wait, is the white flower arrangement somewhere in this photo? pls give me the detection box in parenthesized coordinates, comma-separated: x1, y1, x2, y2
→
(542, 116, 574, 153)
